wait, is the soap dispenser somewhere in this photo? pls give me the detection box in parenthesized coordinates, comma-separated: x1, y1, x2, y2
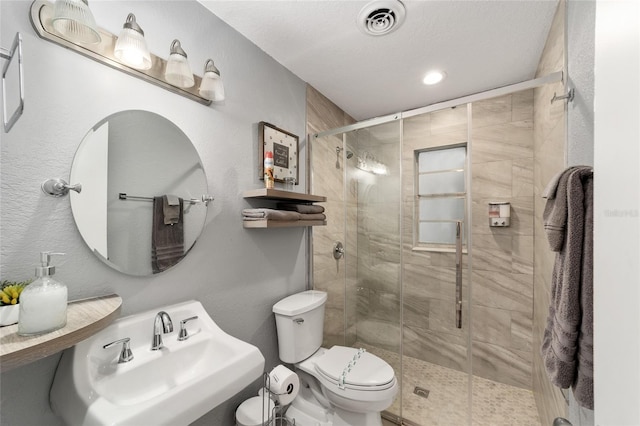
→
(18, 252, 68, 336)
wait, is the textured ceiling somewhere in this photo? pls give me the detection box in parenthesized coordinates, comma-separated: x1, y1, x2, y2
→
(200, 0, 559, 121)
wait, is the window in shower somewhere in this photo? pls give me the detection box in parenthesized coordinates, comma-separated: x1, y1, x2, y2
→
(415, 144, 467, 247)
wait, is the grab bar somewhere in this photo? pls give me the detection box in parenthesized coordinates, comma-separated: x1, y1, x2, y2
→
(455, 221, 462, 329)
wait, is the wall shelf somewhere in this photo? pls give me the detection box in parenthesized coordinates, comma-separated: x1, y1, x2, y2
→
(0, 294, 122, 372)
(242, 188, 326, 203)
(242, 189, 327, 228)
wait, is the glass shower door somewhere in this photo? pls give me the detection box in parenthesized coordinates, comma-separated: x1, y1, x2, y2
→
(311, 119, 405, 421)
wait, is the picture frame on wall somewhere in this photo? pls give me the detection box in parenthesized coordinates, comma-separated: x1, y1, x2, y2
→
(259, 121, 299, 184)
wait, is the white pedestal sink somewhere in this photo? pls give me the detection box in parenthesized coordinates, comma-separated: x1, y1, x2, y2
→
(50, 300, 265, 425)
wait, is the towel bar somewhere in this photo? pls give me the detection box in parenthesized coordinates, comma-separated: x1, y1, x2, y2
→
(1, 32, 24, 133)
(118, 193, 214, 206)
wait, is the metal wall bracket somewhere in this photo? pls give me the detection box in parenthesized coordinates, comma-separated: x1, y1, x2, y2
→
(551, 88, 575, 104)
(1, 32, 24, 133)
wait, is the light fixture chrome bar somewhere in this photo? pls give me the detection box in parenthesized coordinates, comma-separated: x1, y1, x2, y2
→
(1, 32, 25, 133)
(29, 0, 212, 106)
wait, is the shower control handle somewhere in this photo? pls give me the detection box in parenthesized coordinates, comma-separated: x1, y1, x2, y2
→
(333, 242, 344, 260)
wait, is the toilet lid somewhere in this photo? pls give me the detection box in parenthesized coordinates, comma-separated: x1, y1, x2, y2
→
(314, 346, 394, 389)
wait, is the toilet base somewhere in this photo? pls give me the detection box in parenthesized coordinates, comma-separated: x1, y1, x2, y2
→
(285, 373, 383, 426)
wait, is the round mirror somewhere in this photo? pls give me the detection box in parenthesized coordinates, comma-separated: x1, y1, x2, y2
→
(69, 110, 209, 276)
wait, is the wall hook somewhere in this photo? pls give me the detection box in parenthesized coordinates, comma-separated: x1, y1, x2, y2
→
(42, 178, 82, 197)
(551, 88, 575, 104)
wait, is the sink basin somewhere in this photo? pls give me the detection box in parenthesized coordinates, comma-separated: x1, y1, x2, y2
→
(50, 300, 265, 425)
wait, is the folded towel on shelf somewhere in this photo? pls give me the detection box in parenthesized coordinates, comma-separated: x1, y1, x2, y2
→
(277, 203, 325, 214)
(541, 166, 593, 410)
(163, 195, 181, 225)
(298, 213, 326, 221)
(152, 196, 184, 273)
(242, 208, 301, 221)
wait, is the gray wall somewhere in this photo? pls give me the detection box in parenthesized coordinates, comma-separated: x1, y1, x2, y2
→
(0, 2, 307, 425)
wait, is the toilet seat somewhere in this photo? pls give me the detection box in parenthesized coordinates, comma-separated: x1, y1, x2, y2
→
(314, 346, 395, 391)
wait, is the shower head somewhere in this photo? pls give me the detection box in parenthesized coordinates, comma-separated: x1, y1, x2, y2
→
(336, 147, 355, 168)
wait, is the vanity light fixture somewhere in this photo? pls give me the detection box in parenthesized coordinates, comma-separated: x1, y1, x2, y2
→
(30, 0, 215, 105)
(422, 70, 446, 85)
(51, 0, 100, 44)
(165, 39, 194, 88)
(198, 59, 225, 102)
(113, 13, 152, 70)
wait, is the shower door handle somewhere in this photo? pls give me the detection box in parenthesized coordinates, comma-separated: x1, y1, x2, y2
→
(455, 221, 463, 329)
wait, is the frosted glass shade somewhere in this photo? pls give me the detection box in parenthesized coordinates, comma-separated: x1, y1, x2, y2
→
(165, 53, 194, 88)
(199, 71, 225, 102)
(52, 0, 100, 44)
(114, 28, 152, 70)
(113, 14, 151, 70)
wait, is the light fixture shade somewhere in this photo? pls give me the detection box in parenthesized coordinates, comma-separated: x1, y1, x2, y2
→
(51, 0, 100, 44)
(198, 59, 225, 102)
(114, 14, 152, 70)
(164, 40, 194, 88)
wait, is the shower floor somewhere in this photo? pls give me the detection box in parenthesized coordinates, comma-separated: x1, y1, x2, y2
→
(357, 343, 541, 426)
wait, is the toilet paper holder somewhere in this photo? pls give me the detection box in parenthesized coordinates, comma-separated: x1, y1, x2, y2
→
(259, 370, 297, 426)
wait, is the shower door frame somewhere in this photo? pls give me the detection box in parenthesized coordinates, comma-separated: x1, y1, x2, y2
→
(308, 71, 564, 425)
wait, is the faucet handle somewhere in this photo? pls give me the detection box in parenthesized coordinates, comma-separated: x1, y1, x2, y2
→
(103, 337, 134, 363)
(178, 316, 198, 341)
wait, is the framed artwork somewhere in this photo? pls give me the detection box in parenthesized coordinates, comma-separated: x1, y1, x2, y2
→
(259, 121, 299, 184)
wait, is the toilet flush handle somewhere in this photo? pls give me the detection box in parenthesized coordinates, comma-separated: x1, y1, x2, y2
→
(293, 318, 304, 325)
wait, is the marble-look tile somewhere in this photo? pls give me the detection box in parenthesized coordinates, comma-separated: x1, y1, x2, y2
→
(404, 325, 468, 372)
(472, 270, 533, 313)
(356, 318, 401, 351)
(472, 341, 532, 389)
(471, 305, 512, 347)
(471, 234, 513, 274)
(472, 136, 533, 164)
(511, 310, 533, 352)
(513, 157, 535, 197)
(472, 94, 513, 129)
(323, 306, 345, 345)
(403, 293, 429, 329)
(471, 160, 513, 198)
(430, 105, 468, 135)
(404, 263, 457, 301)
(513, 235, 534, 274)
(512, 89, 535, 122)
(368, 289, 401, 324)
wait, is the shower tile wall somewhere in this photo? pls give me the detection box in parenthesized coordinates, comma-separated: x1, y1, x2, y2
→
(531, 0, 569, 423)
(402, 106, 471, 373)
(401, 97, 536, 390)
(470, 92, 535, 389)
(306, 85, 357, 348)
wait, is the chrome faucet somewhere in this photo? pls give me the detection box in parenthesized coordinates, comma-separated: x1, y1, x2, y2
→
(151, 311, 173, 350)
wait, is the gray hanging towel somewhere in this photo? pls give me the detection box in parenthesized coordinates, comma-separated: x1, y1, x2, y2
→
(152, 196, 184, 273)
(541, 166, 593, 409)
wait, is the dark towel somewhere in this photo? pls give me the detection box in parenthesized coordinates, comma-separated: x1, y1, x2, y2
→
(242, 208, 300, 221)
(541, 166, 593, 409)
(152, 196, 184, 273)
(277, 203, 325, 214)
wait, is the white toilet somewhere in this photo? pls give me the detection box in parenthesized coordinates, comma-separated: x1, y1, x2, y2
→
(272, 290, 398, 426)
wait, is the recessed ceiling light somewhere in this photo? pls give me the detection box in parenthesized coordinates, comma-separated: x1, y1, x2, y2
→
(423, 70, 446, 85)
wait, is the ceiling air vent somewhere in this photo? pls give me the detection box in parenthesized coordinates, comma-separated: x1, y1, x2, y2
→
(357, 0, 406, 36)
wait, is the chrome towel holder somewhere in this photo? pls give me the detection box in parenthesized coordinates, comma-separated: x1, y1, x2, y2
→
(1, 32, 24, 133)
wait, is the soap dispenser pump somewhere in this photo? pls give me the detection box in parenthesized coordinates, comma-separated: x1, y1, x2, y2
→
(18, 252, 68, 336)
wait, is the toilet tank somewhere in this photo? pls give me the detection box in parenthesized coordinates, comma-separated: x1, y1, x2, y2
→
(272, 290, 327, 364)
